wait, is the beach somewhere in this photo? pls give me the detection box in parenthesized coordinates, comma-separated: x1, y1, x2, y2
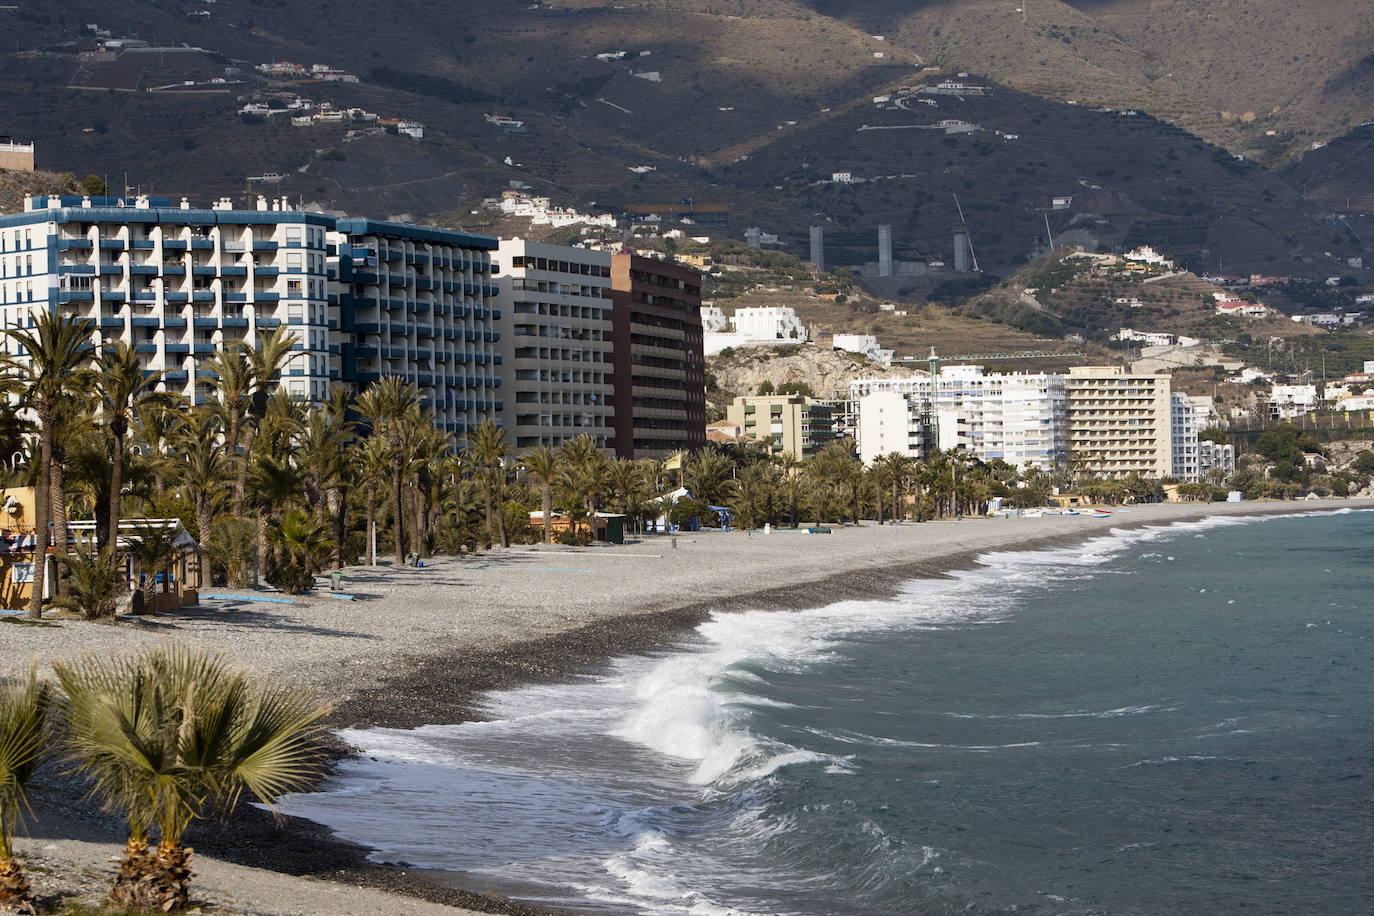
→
(6, 498, 1373, 914)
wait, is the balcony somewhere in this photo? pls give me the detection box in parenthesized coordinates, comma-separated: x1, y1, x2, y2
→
(220, 265, 247, 277)
(57, 239, 92, 251)
(164, 343, 190, 355)
(162, 317, 187, 328)
(135, 343, 157, 354)
(190, 239, 214, 251)
(161, 240, 186, 251)
(221, 317, 249, 328)
(254, 266, 280, 277)
(252, 240, 279, 251)
(98, 239, 125, 250)
(99, 317, 125, 329)
(130, 265, 158, 276)
(56, 291, 93, 303)
(161, 266, 186, 276)
(252, 292, 281, 303)
(193, 343, 217, 355)
(130, 239, 154, 250)
(194, 317, 218, 328)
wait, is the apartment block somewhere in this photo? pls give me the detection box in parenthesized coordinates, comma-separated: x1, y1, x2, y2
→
(610, 252, 706, 458)
(494, 239, 614, 449)
(0, 195, 501, 432)
(1064, 366, 1172, 478)
(725, 394, 836, 459)
(851, 368, 1066, 469)
(1170, 392, 1200, 482)
(333, 216, 501, 434)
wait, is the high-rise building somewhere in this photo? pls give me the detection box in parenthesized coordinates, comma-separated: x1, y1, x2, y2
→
(332, 217, 501, 435)
(1064, 366, 1172, 478)
(1170, 392, 1200, 481)
(493, 239, 614, 450)
(725, 394, 836, 459)
(609, 252, 706, 458)
(0, 194, 502, 432)
(852, 368, 1066, 469)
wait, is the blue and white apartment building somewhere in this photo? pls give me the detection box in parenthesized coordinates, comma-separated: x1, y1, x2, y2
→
(0, 194, 501, 433)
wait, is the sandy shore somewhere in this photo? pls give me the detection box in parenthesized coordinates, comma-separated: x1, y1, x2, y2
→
(5, 498, 1372, 914)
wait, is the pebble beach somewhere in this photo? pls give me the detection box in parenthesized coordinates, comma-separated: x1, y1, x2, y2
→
(5, 498, 1373, 914)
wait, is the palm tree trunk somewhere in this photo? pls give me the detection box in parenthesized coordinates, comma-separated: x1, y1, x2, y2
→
(874, 480, 884, 524)
(196, 501, 213, 589)
(391, 465, 405, 566)
(27, 424, 52, 618)
(49, 438, 69, 599)
(107, 429, 125, 552)
(482, 472, 494, 549)
(229, 409, 244, 516)
(364, 495, 377, 566)
(327, 487, 345, 569)
(495, 471, 509, 548)
(541, 482, 553, 544)
(255, 512, 270, 584)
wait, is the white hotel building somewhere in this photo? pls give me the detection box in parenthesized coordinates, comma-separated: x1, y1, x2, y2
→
(0, 194, 502, 434)
(853, 367, 1068, 469)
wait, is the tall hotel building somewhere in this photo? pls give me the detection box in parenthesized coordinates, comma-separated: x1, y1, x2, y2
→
(1064, 366, 1172, 478)
(0, 195, 501, 434)
(493, 239, 614, 449)
(609, 252, 706, 458)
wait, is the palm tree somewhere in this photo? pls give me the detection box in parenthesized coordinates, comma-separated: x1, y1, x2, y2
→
(205, 345, 254, 515)
(0, 667, 52, 915)
(54, 645, 329, 913)
(224, 327, 298, 519)
(356, 377, 420, 565)
(270, 509, 331, 594)
(127, 521, 182, 600)
(3, 313, 96, 618)
(354, 435, 392, 566)
(298, 388, 355, 568)
(468, 419, 512, 548)
(95, 342, 167, 551)
(519, 446, 560, 544)
(51, 544, 124, 618)
(249, 453, 303, 584)
(172, 414, 227, 588)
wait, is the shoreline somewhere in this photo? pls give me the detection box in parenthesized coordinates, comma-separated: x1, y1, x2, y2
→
(11, 500, 1374, 914)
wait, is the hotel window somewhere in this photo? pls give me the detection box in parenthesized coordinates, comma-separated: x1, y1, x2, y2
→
(287, 279, 303, 296)
(285, 226, 303, 245)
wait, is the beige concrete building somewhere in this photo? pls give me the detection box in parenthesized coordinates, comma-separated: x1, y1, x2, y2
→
(495, 239, 614, 450)
(1065, 366, 1172, 478)
(726, 394, 836, 459)
(0, 141, 35, 172)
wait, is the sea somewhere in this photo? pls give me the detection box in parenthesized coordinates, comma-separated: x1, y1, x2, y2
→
(279, 509, 1374, 915)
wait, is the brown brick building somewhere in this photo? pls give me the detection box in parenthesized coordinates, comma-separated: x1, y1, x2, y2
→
(609, 252, 707, 458)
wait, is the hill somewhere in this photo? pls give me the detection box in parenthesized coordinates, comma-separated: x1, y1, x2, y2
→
(0, 168, 75, 213)
(0, 0, 1369, 283)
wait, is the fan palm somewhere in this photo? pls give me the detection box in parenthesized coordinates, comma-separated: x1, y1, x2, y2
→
(270, 508, 331, 593)
(0, 667, 52, 915)
(53, 645, 330, 913)
(50, 544, 124, 619)
(3, 313, 96, 617)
